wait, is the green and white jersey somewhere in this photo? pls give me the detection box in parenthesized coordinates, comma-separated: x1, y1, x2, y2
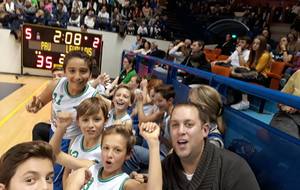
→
(104, 109, 131, 128)
(69, 134, 101, 164)
(51, 77, 98, 139)
(83, 164, 129, 190)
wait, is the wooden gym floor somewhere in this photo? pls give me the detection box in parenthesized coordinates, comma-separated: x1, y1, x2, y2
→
(0, 74, 51, 156)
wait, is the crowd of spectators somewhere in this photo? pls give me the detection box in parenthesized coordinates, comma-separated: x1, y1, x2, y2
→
(0, 0, 169, 40)
(172, 0, 300, 40)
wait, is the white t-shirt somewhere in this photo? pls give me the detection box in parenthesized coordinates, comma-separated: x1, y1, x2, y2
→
(229, 49, 250, 67)
(104, 109, 131, 128)
(83, 164, 129, 190)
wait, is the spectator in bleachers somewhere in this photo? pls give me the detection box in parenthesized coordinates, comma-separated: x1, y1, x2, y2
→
(212, 36, 251, 67)
(126, 19, 136, 35)
(118, 0, 130, 16)
(23, 0, 37, 22)
(48, 2, 68, 28)
(148, 14, 158, 27)
(118, 18, 127, 37)
(130, 34, 142, 51)
(152, 23, 161, 39)
(142, 1, 152, 20)
(188, 85, 225, 148)
(84, 8, 96, 29)
(137, 21, 148, 36)
(68, 10, 80, 27)
(126, 7, 133, 20)
(9, 7, 23, 39)
(280, 50, 300, 88)
(287, 31, 300, 54)
(168, 40, 190, 64)
(291, 2, 300, 21)
(31, 0, 39, 7)
(135, 84, 175, 156)
(63, 0, 71, 11)
(270, 69, 300, 139)
(183, 40, 211, 85)
(261, 28, 276, 51)
(133, 40, 151, 55)
(109, 55, 137, 89)
(71, 0, 83, 14)
(165, 41, 175, 61)
(43, 0, 53, 14)
(33, 9, 46, 25)
(149, 41, 166, 59)
(14, 0, 24, 10)
(132, 6, 141, 21)
(272, 36, 293, 64)
(155, 103, 260, 190)
(98, 0, 107, 8)
(217, 34, 236, 56)
(231, 35, 271, 110)
(86, 0, 98, 13)
(58, 0, 68, 13)
(111, 7, 122, 32)
(4, 0, 15, 14)
(98, 5, 109, 30)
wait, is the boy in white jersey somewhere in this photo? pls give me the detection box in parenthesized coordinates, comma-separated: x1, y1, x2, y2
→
(104, 85, 134, 131)
(61, 97, 108, 188)
(26, 51, 105, 190)
(51, 113, 162, 190)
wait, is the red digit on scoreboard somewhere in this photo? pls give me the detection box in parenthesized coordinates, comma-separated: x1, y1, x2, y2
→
(25, 28, 32, 40)
(93, 37, 100, 48)
(36, 55, 44, 68)
(45, 56, 53, 69)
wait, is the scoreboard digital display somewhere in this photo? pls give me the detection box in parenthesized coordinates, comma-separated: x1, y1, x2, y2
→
(22, 24, 102, 71)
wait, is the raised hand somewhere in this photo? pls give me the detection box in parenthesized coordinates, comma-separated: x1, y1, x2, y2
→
(26, 96, 43, 113)
(66, 168, 92, 190)
(55, 112, 73, 130)
(97, 73, 110, 85)
(140, 79, 148, 89)
(236, 46, 242, 54)
(280, 44, 287, 51)
(178, 42, 185, 47)
(140, 122, 160, 144)
(130, 171, 147, 183)
(135, 90, 144, 103)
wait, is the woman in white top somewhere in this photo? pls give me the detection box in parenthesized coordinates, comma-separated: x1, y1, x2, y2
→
(134, 41, 151, 55)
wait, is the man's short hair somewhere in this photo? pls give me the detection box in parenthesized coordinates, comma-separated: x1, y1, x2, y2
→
(239, 36, 251, 45)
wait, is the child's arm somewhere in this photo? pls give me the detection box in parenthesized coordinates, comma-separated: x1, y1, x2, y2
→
(65, 168, 92, 190)
(125, 122, 162, 190)
(130, 107, 138, 118)
(49, 112, 94, 170)
(62, 167, 71, 190)
(141, 122, 162, 190)
(124, 119, 133, 131)
(139, 79, 150, 104)
(136, 93, 164, 123)
(26, 80, 58, 113)
(90, 73, 110, 88)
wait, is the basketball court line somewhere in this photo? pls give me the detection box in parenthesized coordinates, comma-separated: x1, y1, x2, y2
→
(0, 81, 48, 128)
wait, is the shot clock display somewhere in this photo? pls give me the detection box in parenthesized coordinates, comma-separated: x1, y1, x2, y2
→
(22, 24, 102, 70)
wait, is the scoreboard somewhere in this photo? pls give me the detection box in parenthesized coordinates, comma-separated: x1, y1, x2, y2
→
(21, 24, 102, 72)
